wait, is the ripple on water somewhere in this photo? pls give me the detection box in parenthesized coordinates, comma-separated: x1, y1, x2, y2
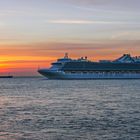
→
(0, 78, 140, 140)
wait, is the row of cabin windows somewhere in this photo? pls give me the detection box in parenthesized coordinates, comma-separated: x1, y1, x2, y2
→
(64, 71, 140, 74)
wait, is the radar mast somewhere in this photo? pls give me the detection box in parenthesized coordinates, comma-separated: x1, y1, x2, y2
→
(64, 53, 68, 59)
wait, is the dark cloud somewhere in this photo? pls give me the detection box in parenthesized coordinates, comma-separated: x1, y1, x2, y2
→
(35, 40, 140, 51)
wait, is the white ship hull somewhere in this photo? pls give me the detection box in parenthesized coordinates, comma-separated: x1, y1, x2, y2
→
(38, 69, 140, 79)
(38, 54, 140, 79)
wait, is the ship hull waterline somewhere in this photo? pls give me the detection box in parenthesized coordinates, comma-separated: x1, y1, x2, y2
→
(38, 69, 140, 79)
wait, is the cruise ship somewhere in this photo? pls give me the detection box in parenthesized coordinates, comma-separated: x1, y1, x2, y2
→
(38, 53, 140, 79)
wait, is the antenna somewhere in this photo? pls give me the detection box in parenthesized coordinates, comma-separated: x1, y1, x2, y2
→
(37, 65, 40, 70)
(64, 53, 68, 58)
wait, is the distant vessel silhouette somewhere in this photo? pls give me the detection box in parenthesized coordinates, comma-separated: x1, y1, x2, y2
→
(0, 72, 13, 78)
(0, 75, 13, 78)
(38, 53, 140, 79)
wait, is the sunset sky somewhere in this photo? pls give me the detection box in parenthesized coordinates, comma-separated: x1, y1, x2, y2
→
(0, 0, 140, 76)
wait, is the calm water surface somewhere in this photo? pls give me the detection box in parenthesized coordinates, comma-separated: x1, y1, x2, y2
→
(0, 78, 140, 140)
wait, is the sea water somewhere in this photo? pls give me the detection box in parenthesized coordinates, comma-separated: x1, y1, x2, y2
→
(0, 78, 140, 140)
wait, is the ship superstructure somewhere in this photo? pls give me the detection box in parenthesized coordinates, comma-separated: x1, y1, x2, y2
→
(38, 53, 140, 79)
